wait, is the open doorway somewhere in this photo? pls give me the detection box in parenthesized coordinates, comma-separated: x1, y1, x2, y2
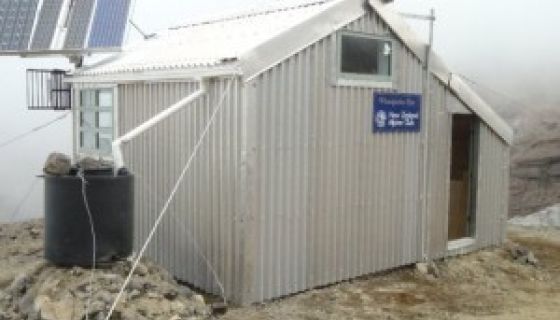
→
(448, 114, 479, 242)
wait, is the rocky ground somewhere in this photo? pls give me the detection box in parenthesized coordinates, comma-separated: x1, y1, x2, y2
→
(504, 105, 560, 217)
(0, 220, 211, 320)
(2, 220, 559, 320)
(219, 226, 560, 320)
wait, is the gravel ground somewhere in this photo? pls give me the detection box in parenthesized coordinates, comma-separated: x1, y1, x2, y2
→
(2, 220, 559, 320)
(219, 227, 560, 320)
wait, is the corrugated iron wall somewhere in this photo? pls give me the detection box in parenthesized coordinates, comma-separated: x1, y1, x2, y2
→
(475, 123, 510, 248)
(117, 79, 247, 299)
(424, 76, 453, 259)
(104, 9, 510, 305)
(242, 11, 510, 302)
(244, 12, 426, 303)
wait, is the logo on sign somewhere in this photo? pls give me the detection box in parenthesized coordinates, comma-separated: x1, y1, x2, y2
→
(373, 93, 422, 133)
(375, 110, 388, 129)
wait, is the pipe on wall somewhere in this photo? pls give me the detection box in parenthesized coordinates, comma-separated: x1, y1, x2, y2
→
(112, 79, 209, 170)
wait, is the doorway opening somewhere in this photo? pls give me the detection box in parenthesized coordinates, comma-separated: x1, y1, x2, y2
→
(448, 114, 479, 243)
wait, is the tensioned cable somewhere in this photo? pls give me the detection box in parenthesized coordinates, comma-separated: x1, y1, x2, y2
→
(105, 79, 233, 320)
(0, 111, 71, 150)
(127, 167, 228, 305)
(6, 177, 41, 222)
(77, 170, 97, 320)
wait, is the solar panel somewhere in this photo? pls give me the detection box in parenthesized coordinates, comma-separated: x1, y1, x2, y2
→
(0, 0, 39, 51)
(30, 0, 64, 50)
(64, 0, 96, 49)
(0, 0, 131, 55)
(88, 0, 131, 48)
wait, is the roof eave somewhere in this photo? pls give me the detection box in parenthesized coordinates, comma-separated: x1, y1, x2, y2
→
(448, 75, 515, 145)
(67, 65, 243, 84)
(367, 0, 514, 145)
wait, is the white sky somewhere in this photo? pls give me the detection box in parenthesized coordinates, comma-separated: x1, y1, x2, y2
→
(0, 0, 557, 220)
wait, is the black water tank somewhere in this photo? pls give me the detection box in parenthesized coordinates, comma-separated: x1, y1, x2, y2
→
(44, 170, 134, 267)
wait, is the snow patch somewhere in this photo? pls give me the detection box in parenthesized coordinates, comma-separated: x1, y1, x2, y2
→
(509, 204, 560, 228)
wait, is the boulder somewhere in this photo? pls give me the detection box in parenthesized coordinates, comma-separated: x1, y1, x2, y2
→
(416, 263, 429, 275)
(43, 153, 72, 176)
(77, 157, 113, 171)
(509, 244, 539, 266)
(34, 295, 75, 320)
(416, 262, 440, 278)
(8, 273, 32, 297)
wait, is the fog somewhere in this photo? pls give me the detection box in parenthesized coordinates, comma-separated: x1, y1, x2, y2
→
(0, 0, 557, 221)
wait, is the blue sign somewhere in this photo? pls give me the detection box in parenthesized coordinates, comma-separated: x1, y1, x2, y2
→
(373, 93, 422, 133)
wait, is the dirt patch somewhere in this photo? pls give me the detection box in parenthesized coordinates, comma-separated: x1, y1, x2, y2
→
(220, 227, 560, 320)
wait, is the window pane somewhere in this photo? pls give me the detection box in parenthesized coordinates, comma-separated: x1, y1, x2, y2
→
(80, 90, 96, 107)
(377, 41, 392, 76)
(98, 112, 113, 128)
(98, 132, 113, 154)
(81, 111, 96, 129)
(98, 91, 113, 107)
(340, 35, 392, 77)
(82, 131, 97, 150)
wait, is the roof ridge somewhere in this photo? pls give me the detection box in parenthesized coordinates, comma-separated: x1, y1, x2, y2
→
(169, 0, 332, 31)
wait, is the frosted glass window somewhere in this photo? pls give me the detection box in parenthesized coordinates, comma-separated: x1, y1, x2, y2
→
(98, 112, 113, 128)
(81, 131, 97, 149)
(98, 132, 113, 154)
(79, 88, 114, 155)
(98, 91, 113, 107)
(80, 90, 96, 107)
(81, 111, 96, 129)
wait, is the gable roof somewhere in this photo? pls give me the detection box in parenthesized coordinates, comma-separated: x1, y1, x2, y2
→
(71, 0, 513, 145)
(74, 0, 340, 79)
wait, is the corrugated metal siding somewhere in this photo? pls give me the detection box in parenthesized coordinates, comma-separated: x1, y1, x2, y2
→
(96, 9, 510, 305)
(244, 12, 425, 303)
(425, 77, 452, 259)
(117, 79, 246, 300)
(475, 123, 510, 248)
(424, 81, 510, 258)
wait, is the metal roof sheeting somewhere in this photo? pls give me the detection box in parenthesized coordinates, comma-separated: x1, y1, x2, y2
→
(76, 0, 336, 76)
(73, 0, 513, 144)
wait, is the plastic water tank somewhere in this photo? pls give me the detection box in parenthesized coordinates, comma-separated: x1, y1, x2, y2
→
(44, 169, 134, 267)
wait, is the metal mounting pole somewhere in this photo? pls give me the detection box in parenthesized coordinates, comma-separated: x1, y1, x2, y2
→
(401, 8, 436, 261)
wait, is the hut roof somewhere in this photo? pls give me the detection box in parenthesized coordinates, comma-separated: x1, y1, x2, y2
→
(72, 0, 513, 144)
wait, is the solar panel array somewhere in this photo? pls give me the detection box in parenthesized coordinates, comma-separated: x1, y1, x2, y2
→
(0, 0, 39, 51)
(64, 0, 96, 49)
(30, 0, 63, 50)
(0, 0, 132, 54)
(89, 0, 131, 48)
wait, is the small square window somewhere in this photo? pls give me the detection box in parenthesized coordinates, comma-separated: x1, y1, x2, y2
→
(98, 91, 113, 107)
(337, 32, 394, 86)
(81, 111, 96, 129)
(98, 132, 113, 154)
(80, 90, 96, 107)
(98, 112, 113, 128)
(81, 131, 97, 150)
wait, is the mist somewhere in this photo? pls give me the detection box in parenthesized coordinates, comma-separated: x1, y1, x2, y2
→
(1, 0, 558, 221)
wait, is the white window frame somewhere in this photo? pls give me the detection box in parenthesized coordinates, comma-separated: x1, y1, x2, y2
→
(334, 31, 396, 89)
(74, 85, 118, 160)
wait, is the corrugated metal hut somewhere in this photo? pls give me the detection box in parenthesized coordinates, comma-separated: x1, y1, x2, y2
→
(68, 0, 513, 304)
